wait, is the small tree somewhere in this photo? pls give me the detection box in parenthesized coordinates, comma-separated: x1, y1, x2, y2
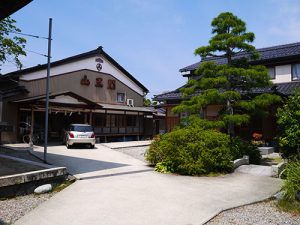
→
(174, 12, 281, 137)
(0, 17, 26, 71)
(143, 98, 152, 106)
(277, 90, 300, 159)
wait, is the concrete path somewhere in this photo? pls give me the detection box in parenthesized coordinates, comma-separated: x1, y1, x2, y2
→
(13, 144, 282, 225)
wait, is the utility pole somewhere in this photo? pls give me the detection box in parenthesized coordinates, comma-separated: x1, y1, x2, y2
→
(44, 18, 52, 162)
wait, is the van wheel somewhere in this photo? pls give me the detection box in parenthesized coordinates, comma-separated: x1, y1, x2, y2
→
(90, 144, 95, 149)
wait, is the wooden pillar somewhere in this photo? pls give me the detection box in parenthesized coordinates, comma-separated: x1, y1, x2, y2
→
(103, 110, 107, 134)
(89, 110, 93, 125)
(84, 112, 88, 124)
(16, 104, 20, 141)
(109, 113, 112, 134)
(124, 111, 127, 142)
(30, 107, 34, 136)
(137, 112, 140, 141)
(117, 114, 120, 134)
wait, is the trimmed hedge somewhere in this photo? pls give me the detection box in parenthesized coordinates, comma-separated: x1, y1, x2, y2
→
(145, 127, 234, 175)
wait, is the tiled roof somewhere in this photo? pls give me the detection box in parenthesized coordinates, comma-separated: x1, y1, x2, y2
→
(276, 81, 300, 95)
(153, 84, 187, 101)
(154, 90, 182, 101)
(154, 81, 300, 101)
(180, 42, 300, 72)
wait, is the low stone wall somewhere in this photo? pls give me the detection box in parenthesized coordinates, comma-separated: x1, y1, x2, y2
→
(258, 147, 274, 155)
(272, 162, 286, 178)
(0, 154, 67, 197)
(0, 167, 67, 188)
(233, 155, 249, 169)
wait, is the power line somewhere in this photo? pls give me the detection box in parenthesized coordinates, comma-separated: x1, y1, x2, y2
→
(9, 31, 49, 40)
(25, 49, 48, 58)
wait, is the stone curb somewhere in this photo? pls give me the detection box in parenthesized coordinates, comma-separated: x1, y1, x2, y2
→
(0, 167, 67, 187)
(233, 155, 249, 169)
(201, 197, 275, 225)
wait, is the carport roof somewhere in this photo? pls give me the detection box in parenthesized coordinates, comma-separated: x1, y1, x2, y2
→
(99, 103, 154, 113)
(12, 91, 100, 108)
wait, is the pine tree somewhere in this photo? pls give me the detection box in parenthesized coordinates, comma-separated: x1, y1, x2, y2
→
(174, 12, 281, 137)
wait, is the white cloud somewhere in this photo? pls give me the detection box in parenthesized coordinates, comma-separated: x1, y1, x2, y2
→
(268, 1, 300, 41)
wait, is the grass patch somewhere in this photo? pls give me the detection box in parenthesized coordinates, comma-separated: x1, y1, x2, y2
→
(277, 199, 300, 215)
(52, 179, 76, 193)
(261, 157, 283, 166)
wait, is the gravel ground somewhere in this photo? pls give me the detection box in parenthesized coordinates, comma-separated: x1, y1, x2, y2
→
(112, 146, 149, 162)
(0, 193, 54, 225)
(205, 200, 300, 225)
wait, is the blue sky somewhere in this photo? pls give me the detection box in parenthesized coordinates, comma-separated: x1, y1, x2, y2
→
(3, 0, 300, 98)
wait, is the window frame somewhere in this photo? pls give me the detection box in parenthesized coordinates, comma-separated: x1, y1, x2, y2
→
(117, 93, 125, 103)
(291, 63, 300, 81)
(268, 66, 276, 80)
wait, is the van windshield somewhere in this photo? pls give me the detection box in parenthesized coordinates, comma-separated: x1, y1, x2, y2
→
(70, 125, 93, 132)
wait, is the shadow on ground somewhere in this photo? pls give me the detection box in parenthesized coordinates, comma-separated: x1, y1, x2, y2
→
(31, 151, 128, 175)
(0, 158, 44, 177)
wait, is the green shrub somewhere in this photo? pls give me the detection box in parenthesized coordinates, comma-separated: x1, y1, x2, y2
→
(145, 126, 233, 175)
(277, 89, 300, 159)
(230, 137, 261, 164)
(282, 161, 300, 201)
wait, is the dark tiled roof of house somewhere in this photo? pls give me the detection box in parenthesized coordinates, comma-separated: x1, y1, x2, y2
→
(154, 90, 182, 101)
(276, 81, 300, 95)
(153, 84, 187, 101)
(154, 82, 300, 101)
(180, 42, 300, 72)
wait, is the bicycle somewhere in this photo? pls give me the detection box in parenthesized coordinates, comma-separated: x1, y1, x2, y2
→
(23, 133, 40, 145)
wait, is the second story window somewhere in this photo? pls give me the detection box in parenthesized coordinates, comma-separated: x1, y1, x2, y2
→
(292, 64, 300, 81)
(268, 67, 275, 80)
(117, 93, 125, 103)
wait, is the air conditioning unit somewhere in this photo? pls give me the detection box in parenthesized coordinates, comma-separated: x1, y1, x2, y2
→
(127, 99, 134, 107)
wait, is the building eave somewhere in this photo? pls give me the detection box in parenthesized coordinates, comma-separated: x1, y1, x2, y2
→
(0, 0, 32, 20)
(4, 47, 149, 93)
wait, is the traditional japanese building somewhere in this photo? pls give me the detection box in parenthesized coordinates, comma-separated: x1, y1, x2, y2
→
(0, 46, 156, 143)
(154, 42, 300, 141)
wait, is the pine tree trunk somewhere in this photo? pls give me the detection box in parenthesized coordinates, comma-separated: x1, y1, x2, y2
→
(226, 99, 234, 138)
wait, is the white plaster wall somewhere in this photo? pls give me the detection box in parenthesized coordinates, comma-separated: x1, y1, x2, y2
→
(273, 64, 292, 83)
(19, 55, 145, 95)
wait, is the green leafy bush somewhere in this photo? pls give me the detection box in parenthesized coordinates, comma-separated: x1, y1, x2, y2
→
(277, 89, 300, 159)
(230, 137, 261, 164)
(145, 126, 234, 175)
(282, 161, 300, 201)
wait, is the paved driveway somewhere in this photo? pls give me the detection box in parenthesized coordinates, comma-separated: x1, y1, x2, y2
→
(14, 144, 282, 225)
